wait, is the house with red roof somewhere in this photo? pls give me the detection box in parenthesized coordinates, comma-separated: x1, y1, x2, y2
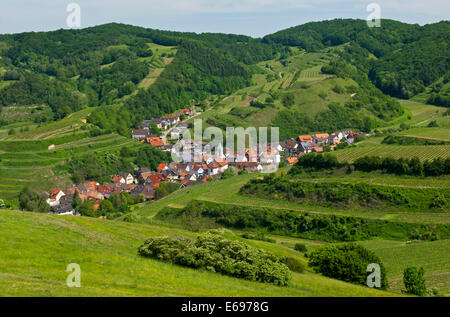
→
(297, 135, 313, 143)
(157, 163, 168, 172)
(46, 189, 65, 207)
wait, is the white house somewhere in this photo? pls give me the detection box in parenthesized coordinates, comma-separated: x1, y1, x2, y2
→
(46, 189, 65, 207)
(118, 172, 135, 185)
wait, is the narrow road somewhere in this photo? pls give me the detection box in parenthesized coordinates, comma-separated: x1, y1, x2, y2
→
(161, 112, 201, 144)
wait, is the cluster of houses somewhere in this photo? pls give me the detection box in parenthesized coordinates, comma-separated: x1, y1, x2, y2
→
(46, 127, 363, 216)
(280, 130, 363, 164)
(131, 107, 195, 146)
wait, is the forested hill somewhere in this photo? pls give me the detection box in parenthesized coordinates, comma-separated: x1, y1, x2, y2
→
(0, 20, 448, 134)
(0, 23, 279, 124)
(264, 19, 450, 100)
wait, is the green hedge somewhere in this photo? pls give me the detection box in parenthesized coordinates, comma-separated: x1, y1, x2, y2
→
(138, 234, 291, 286)
(239, 175, 450, 211)
(156, 200, 450, 242)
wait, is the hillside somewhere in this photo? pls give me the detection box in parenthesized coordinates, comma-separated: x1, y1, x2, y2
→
(1, 19, 448, 140)
(0, 210, 396, 297)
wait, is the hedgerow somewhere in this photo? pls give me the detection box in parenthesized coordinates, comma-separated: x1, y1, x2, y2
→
(240, 174, 450, 211)
(156, 201, 450, 242)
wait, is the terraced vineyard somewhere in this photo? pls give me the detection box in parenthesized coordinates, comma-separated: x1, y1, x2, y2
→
(361, 240, 450, 295)
(335, 143, 450, 162)
(0, 133, 137, 203)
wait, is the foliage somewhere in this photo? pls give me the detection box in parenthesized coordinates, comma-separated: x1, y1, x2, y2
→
(353, 155, 450, 177)
(289, 153, 341, 174)
(18, 187, 50, 213)
(403, 267, 427, 296)
(264, 18, 449, 100)
(156, 200, 450, 242)
(240, 175, 450, 211)
(67, 144, 170, 183)
(294, 243, 308, 253)
(308, 243, 388, 289)
(138, 234, 292, 286)
(281, 257, 305, 274)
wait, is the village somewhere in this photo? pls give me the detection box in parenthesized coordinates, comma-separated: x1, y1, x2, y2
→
(46, 105, 364, 216)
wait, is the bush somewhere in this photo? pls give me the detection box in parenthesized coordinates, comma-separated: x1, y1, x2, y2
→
(403, 267, 427, 296)
(308, 243, 388, 289)
(282, 257, 305, 273)
(139, 235, 291, 286)
(241, 232, 276, 243)
(294, 243, 307, 253)
(19, 187, 50, 213)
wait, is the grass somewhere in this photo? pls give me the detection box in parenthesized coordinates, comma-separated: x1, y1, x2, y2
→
(0, 210, 396, 297)
(361, 239, 450, 295)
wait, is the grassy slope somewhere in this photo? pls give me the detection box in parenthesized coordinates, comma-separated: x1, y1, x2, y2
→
(195, 49, 358, 130)
(0, 210, 396, 297)
(360, 239, 450, 295)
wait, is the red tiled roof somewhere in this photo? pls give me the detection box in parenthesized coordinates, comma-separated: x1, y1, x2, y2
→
(298, 135, 313, 142)
(111, 176, 124, 183)
(150, 140, 165, 147)
(49, 188, 61, 198)
(208, 161, 220, 169)
(286, 157, 298, 164)
(157, 163, 167, 171)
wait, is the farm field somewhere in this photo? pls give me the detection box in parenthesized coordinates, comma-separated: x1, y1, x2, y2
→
(0, 210, 396, 297)
(361, 239, 450, 295)
(398, 127, 450, 141)
(334, 140, 450, 163)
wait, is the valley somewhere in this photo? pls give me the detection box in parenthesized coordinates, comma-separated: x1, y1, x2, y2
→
(0, 19, 449, 298)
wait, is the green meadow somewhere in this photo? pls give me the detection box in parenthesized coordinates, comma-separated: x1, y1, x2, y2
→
(0, 210, 397, 297)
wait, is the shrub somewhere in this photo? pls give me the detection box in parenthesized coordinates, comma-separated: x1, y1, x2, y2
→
(19, 187, 50, 213)
(308, 243, 388, 289)
(294, 243, 307, 253)
(282, 257, 305, 273)
(139, 235, 291, 286)
(403, 267, 427, 296)
(241, 232, 276, 243)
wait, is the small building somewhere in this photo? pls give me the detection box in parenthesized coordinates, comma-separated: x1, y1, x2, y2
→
(132, 129, 149, 140)
(46, 189, 65, 207)
(118, 172, 135, 185)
